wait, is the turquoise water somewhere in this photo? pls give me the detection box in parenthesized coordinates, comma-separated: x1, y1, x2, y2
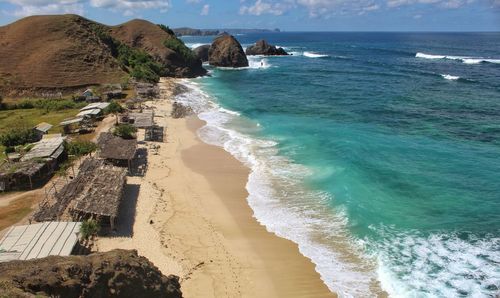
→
(180, 33, 500, 297)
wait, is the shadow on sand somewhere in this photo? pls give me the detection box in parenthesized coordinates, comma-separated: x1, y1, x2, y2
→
(113, 183, 140, 237)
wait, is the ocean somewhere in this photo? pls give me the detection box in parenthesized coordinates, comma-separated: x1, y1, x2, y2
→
(178, 32, 500, 297)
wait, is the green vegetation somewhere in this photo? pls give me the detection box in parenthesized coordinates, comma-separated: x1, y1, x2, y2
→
(104, 100, 124, 124)
(0, 108, 79, 134)
(113, 123, 137, 139)
(80, 219, 100, 239)
(5, 98, 85, 111)
(157, 24, 175, 35)
(0, 128, 37, 148)
(65, 140, 97, 157)
(88, 23, 164, 83)
(163, 36, 197, 64)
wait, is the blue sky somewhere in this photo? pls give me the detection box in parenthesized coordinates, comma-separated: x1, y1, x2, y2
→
(0, 0, 499, 31)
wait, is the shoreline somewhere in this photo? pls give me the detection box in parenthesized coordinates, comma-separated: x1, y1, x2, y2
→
(97, 79, 335, 297)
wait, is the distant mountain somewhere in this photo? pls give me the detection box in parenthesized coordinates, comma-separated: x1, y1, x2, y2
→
(173, 27, 280, 36)
(0, 15, 205, 96)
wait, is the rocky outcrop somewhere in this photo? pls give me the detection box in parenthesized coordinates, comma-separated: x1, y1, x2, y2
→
(171, 102, 193, 119)
(246, 40, 288, 56)
(208, 35, 248, 68)
(193, 45, 210, 62)
(0, 249, 182, 298)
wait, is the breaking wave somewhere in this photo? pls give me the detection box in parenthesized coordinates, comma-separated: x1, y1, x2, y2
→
(416, 52, 500, 65)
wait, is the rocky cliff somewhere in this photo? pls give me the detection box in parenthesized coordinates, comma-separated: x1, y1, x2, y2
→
(0, 249, 182, 298)
(193, 45, 210, 62)
(246, 39, 289, 56)
(208, 35, 248, 68)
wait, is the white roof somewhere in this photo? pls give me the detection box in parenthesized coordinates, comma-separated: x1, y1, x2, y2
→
(21, 136, 65, 162)
(77, 108, 102, 117)
(80, 102, 110, 112)
(60, 117, 84, 126)
(0, 222, 81, 262)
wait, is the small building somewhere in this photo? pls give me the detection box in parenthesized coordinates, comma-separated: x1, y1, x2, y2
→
(97, 132, 137, 170)
(80, 102, 110, 113)
(82, 89, 93, 98)
(33, 159, 126, 226)
(104, 84, 124, 101)
(0, 222, 82, 262)
(127, 111, 154, 129)
(0, 137, 67, 190)
(33, 122, 53, 141)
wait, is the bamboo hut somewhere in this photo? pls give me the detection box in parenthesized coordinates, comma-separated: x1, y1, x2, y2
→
(34, 159, 127, 230)
(0, 137, 66, 191)
(97, 132, 137, 170)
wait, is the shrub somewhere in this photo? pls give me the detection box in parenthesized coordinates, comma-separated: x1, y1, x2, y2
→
(0, 128, 37, 147)
(65, 140, 97, 157)
(158, 24, 175, 35)
(80, 219, 100, 239)
(163, 37, 197, 64)
(113, 123, 137, 139)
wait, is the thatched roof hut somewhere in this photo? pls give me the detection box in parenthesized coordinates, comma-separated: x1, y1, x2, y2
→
(128, 111, 154, 128)
(34, 158, 127, 229)
(97, 132, 137, 162)
(69, 159, 127, 226)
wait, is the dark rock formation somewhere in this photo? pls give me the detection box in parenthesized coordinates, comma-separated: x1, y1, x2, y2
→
(171, 102, 193, 119)
(246, 40, 289, 56)
(208, 35, 249, 68)
(0, 249, 182, 298)
(193, 45, 210, 62)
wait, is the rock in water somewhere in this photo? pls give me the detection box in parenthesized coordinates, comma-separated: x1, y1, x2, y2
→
(208, 35, 249, 68)
(246, 39, 289, 56)
(193, 45, 210, 62)
(0, 249, 183, 298)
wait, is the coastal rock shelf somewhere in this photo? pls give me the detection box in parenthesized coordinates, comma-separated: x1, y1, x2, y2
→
(246, 40, 289, 56)
(0, 249, 182, 298)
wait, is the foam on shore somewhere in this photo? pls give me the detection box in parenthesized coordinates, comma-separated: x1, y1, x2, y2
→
(174, 79, 380, 297)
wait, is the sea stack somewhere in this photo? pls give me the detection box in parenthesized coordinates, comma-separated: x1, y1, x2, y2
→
(246, 39, 289, 56)
(208, 34, 249, 68)
(193, 44, 210, 62)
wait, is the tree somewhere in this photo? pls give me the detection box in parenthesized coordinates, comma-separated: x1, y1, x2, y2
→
(0, 128, 37, 147)
(80, 219, 100, 239)
(104, 100, 124, 124)
(113, 124, 137, 139)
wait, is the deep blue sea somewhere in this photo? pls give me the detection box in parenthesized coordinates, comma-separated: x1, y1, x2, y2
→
(178, 32, 500, 297)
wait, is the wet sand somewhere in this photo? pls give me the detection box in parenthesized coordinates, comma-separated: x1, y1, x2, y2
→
(97, 79, 336, 297)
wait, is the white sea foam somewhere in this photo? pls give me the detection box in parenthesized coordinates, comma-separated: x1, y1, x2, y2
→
(371, 226, 500, 298)
(185, 43, 207, 49)
(303, 51, 330, 58)
(175, 79, 379, 297)
(441, 74, 460, 81)
(216, 56, 272, 71)
(174, 79, 500, 298)
(416, 52, 500, 65)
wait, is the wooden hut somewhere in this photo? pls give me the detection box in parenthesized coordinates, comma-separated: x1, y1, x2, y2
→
(97, 132, 137, 170)
(0, 137, 67, 191)
(33, 122, 53, 141)
(68, 159, 127, 230)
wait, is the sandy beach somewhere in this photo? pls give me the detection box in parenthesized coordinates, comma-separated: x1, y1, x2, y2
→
(97, 79, 335, 298)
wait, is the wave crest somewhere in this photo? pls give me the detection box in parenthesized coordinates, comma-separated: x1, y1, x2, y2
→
(416, 52, 500, 65)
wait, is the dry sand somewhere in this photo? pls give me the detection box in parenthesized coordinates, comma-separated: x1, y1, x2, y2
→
(97, 79, 336, 298)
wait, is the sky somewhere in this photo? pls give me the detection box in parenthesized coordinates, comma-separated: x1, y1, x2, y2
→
(0, 0, 499, 31)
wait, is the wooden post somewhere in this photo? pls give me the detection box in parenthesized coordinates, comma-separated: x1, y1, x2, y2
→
(29, 175, 33, 189)
(110, 216, 115, 231)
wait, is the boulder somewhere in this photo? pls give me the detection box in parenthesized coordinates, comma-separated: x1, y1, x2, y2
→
(246, 39, 289, 56)
(208, 35, 249, 68)
(0, 249, 182, 298)
(193, 45, 210, 62)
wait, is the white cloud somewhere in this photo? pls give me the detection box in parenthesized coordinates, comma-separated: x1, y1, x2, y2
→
(200, 3, 209, 15)
(239, 0, 294, 16)
(1, 0, 85, 16)
(1, 0, 171, 17)
(387, 0, 471, 8)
